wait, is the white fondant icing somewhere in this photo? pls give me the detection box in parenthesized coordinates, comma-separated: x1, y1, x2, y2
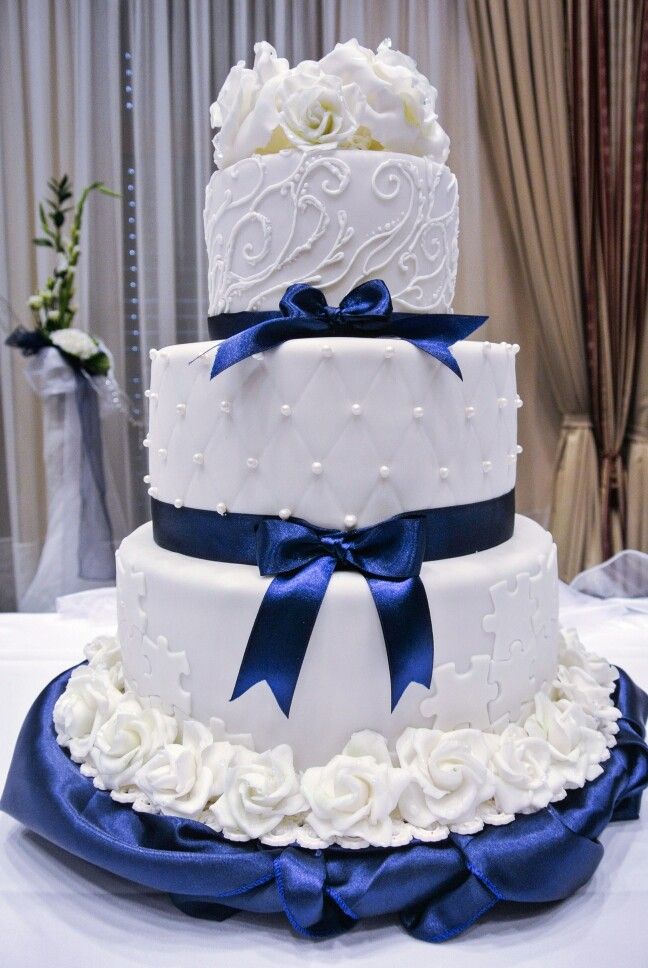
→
(54, 633, 619, 849)
(204, 149, 458, 314)
(147, 338, 517, 529)
(116, 515, 557, 768)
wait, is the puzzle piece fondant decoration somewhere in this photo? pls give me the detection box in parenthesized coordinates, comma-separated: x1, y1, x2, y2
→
(139, 634, 192, 716)
(116, 551, 147, 635)
(420, 655, 498, 731)
(530, 543, 559, 636)
(120, 626, 150, 695)
(488, 640, 536, 725)
(482, 573, 536, 661)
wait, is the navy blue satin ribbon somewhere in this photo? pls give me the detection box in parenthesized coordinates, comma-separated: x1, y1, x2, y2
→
(207, 279, 487, 380)
(1, 665, 646, 942)
(151, 490, 515, 717)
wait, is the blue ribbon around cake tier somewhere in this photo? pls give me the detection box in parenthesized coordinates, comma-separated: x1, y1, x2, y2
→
(1, 664, 647, 942)
(151, 490, 515, 717)
(207, 279, 488, 379)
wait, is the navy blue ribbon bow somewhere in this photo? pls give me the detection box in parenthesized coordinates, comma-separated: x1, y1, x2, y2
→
(231, 515, 433, 717)
(208, 280, 487, 380)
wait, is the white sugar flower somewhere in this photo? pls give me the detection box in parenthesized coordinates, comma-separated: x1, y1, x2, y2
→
(209, 744, 305, 841)
(524, 692, 608, 788)
(50, 327, 99, 360)
(301, 730, 409, 847)
(491, 725, 565, 814)
(134, 720, 238, 818)
(53, 666, 123, 762)
(396, 727, 495, 829)
(84, 636, 124, 689)
(88, 700, 177, 796)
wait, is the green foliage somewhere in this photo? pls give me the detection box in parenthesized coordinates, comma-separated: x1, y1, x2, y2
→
(28, 175, 120, 374)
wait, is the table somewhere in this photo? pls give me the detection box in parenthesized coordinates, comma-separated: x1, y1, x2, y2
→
(1, 587, 647, 968)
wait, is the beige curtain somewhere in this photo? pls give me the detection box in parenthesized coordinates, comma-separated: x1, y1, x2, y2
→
(466, 0, 603, 579)
(627, 318, 648, 550)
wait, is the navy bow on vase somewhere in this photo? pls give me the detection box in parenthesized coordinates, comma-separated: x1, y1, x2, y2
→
(208, 279, 487, 380)
(231, 515, 433, 716)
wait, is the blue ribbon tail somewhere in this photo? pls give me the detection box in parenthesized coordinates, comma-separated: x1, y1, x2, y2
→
(368, 576, 434, 711)
(211, 316, 327, 379)
(230, 557, 337, 715)
(403, 315, 488, 381)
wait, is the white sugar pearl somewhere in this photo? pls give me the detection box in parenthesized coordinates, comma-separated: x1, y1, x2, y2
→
(413, 406, 424, 419)
(216, 502, 227, 516)
(149, 348, 158, 361)
(465, 406, 475, 419)
(511, 343, 520, 354)
(344, 514, 358, 529)
(439, 466, 449, 479)
(158, 447, 167, 460)
(143, 474, 151, 484)
(220, 400, 231, 414)
(379, 465, 390, 479)
(311, 461, 323, 475)
(252, 352, 264, 361)
(142, 437, 150, 448)
(173, 498, 183, 509)
(351, 403, 362, 416)
(384, 344, 395, 359)
(176, 403, 186, 416)
(193, 452, 204, 465)
(279, 508, 291, 520)
(144, 389, 152, 398)
(246, 457, 258, 469)
(516, 444, 523, 454)
(482, 460, 493, 473)
(498, 397, 508, 408)
(147, 486, 158, 497)
(516, 396, 523, 408)
(321, 344, 333, 358)
(280, 404, 292, 417)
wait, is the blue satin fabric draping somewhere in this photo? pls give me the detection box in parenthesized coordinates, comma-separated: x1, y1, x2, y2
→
(207, 280, 487, 380)
(1, 665, 647, 942)
(151, 491, 515, 717)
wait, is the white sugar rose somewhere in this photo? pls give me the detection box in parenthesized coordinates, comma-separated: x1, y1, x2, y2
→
(53, 666, 123, 762)
(553, 664, 620, 732)
(84, 636, 124, 689)
(134, 720, 238, 818)
(50, 327, 99, 360)
(396, 728, 495, 829)
(209, 744, 305, 841)
(319, 38, 449, 161)
(88, 700, 177, 796)
(268, 66, 360, 150)
(491, 725, 564, 814)
(524, 692, 607, 788)
(559, 628, 619, 689)
(301, 731, 409, 847)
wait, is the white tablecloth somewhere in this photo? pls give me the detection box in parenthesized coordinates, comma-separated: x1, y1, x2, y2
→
(1, 588, 647, 968)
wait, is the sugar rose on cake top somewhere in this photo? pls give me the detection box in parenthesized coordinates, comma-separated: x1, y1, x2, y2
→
(210, 38, 450, 169)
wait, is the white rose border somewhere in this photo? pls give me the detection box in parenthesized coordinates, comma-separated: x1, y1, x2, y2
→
(54, 630, 621, 850)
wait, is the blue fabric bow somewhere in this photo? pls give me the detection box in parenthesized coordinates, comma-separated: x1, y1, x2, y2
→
(231, 516, 433, 716)
(208, 280, 487, 380)
(1, 666, 647, 942)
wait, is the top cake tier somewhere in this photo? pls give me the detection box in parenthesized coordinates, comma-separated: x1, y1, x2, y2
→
(204, 150, 458, 315)
(205, 39, 456, 314)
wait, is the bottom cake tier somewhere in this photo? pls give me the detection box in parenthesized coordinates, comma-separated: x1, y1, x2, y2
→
(115, 514, 559, 768)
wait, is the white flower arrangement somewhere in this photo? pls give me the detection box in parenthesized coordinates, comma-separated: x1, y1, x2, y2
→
(54, 631, 620, 849)
(210, 39, 450, 170)
(49, 327, 100, 361)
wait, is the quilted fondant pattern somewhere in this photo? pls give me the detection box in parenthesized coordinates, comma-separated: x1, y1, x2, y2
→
(146, 338, 518, 528)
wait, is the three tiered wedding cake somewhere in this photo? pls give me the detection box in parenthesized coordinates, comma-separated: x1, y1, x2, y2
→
(49, 40, 623, 851)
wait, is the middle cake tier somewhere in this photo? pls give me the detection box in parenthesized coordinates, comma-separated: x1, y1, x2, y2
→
(116, 515, 559, 769)
(146, 337, 519, 529)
